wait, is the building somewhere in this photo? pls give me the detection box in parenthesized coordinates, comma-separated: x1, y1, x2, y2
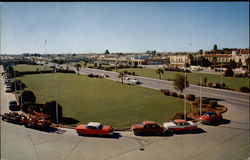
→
(169, 55, 190, 67)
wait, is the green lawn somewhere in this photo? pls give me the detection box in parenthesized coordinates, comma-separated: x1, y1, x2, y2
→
(117, 68, 249, 90)
(13, 65, 53, 72)
(18, 73, 190, 129)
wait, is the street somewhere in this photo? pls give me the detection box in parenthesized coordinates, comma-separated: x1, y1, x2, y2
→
(1, 65, 249, 160)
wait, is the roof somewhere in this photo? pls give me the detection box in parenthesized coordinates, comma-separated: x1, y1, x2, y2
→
(143, 121, 157, 125)
(87, 122, 102, 128)
(241, 49, 250, 54)
(174, 119, 187, 123)
(204, 54, 231, 57)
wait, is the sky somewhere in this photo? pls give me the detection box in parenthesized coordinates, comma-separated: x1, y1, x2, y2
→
(1, 2, 249, 54)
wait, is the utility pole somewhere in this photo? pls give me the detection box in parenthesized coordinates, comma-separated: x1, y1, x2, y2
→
(200, 77, 202, 116)
(20, 83, 23, 104)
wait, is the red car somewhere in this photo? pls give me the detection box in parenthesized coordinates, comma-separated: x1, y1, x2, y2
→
(131, 121, 165, 136)
(198, 112, 223, 124)
(76, 122, 114, 136)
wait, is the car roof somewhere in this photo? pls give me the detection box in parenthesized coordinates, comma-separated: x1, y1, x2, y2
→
(87, 122, 102, 128)
(206, 112, 216, 114)
(143, 121, 157, 125)
(174, 119, 187, 123)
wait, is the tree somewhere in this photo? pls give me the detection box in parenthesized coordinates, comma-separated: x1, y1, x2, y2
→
(42, 101, 62, 123)
(202, 77, 207, 87)
(74, 63, 81, 75)
(83, 62, 87, 68)
(118, 71, 125, 84)
(18, 90, 36, 104)
(146, 50, 151, 54)
(213, 44, 218, 53)
(199, 49, 203, 56)
(173, 74, 189, 94)
(224, 66, 234, 77)
(155, 68, 164, 79)
(228, 60, 237, 68)
(187, 54, 193, 64)
(104, 49, 110, 55)
(212, 57, 217, 68)
(133, 61, 138, 68)
(11, 79, 26, 91)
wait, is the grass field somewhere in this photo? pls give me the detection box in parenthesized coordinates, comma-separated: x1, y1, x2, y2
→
(18, 73, 190, 129)
(117, 68, 249, 90)
(13, 65, 53, 72)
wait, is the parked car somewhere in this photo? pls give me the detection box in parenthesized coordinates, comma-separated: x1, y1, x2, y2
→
(163, 119, 198, 133)
(76, 122, 114, 136)
(9, 101, 20, 111)
(124, 77, 130, 80)
(5, 87, 13, 93)
(100, 73, 109, 78)
(129, 79, 141, 85)
(131, 121, 165, 136)
(198, 112, 223, 124)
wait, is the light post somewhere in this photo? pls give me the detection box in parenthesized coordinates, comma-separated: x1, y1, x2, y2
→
(54, 62, 59, 124)
(184, 61, 187, 121)
(221, 61, 223, 87)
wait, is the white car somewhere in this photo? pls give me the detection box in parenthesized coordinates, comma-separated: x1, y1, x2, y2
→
(163, 119, 198, 132)
(129, 79, 141, 85)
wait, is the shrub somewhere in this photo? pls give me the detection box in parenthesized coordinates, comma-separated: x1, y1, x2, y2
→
(194, 97, 210, 105)
(18, 90, 36, 104)
(21, 102, 34, 113)
(160, 89, 170, 96)
(239, 87, 250, 93)
(178, 94, 184, 99)
(88, 73, 94, 77)
(221, 83, 226, 89)
(210, 100, 218, 108)
(171, 112, 185, 120)
(207, 82, 213, 87)
(186, 94, 195, 101)
(170, 92, 177, 97)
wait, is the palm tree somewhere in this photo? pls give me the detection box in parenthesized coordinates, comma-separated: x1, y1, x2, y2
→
(74, 63, 81, 75)
(156, 68, 164, 79)
(212, 57, 217, 68)
(118, 71, 125, 84)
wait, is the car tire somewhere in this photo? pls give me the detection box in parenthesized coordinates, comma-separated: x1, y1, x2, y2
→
(155, 132, 161, 136)
(134, 130, 140, 136)
(2, 117, 6, 121)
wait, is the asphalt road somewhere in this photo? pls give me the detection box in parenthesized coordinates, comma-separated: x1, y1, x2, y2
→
(1, 64, 249, 160)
